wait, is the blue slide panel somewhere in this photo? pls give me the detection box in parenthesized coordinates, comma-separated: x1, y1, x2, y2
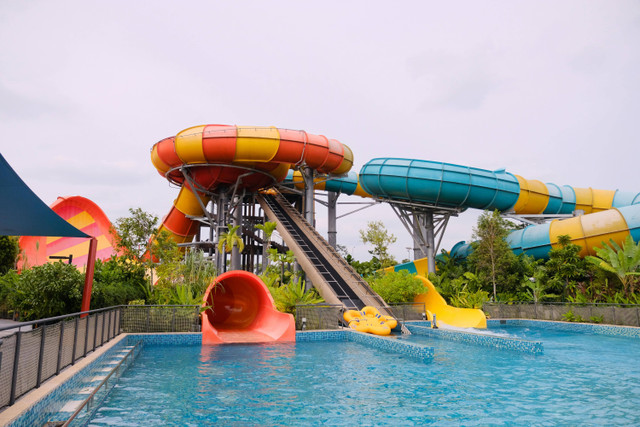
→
(324, 171, 359, 195)
(619, 205, 640, 243)
(359, 158, 520, 211)
(516, 224, 553, 259)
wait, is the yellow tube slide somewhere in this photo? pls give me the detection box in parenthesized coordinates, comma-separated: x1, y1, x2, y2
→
(414, 275, 487, 329)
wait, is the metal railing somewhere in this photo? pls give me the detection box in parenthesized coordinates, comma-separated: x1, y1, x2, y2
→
(0, 304, 202, 411)
(483, 302, 640, 327)
(0, 307, 122, 409)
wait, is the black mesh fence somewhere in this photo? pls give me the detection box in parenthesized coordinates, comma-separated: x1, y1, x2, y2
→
(294, 303, 427, 331)
(483, 302, 640, 327)
(295, 304, 344, 330)
(120, 305, 201, 333)
(0, 307, 122, 410)
(386, 303, 427, 322)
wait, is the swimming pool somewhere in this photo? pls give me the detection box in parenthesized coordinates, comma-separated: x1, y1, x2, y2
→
(80, 321, 640, 425)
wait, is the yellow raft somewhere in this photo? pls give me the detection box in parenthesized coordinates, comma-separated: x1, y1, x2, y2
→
(343, 306, 398, 336)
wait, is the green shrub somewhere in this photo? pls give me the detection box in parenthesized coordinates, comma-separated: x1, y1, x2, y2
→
(8, 262, 84, 320)
(0, 236, 19, 275)
(369, 270, 425, 304)
(91, 258, 148, 308)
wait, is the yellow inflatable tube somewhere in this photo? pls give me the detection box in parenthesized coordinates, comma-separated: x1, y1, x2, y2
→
(414, 276, 487, 329)
(344, 307, 398, 336)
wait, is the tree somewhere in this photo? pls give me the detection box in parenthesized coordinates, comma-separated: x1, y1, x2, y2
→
(468, 210, 515, 301)
(359, 221, 397, 268)
(586, 235, 640, 298)
(0, 236, 20, 275)
(111, 207, 159, 262)
(218, 224, 244, 271)
(545, 234, 588, 298)
(255, 221, 277, 273)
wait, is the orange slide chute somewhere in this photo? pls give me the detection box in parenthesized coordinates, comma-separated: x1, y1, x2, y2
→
(151, 124, 354, 245)
(18, 196, 119, 270)
(201, 270, 295, 345)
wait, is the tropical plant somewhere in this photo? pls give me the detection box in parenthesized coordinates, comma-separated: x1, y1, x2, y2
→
(368, 270, 425, 304)
(586, 235, 640, 298)
(545, 234, 589, 298)
(218, 224, 245, 254)
(255, 221, 277, 273)
(265, 248, 298, 285)
(265, 276, 324, 315)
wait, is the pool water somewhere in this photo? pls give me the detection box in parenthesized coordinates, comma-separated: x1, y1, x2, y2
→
(88, 325, 640, 425)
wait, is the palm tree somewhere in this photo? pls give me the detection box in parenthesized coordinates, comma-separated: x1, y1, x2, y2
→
(586, 235, 640, 298)
(218, 224, 244, 270)
(255, 221, 277, 273)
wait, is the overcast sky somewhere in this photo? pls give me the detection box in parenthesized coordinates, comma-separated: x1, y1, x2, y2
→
(1, 1, 639, 262)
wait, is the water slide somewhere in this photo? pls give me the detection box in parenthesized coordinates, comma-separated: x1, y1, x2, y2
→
(386, 258, 487, 328)
(201, 270, 295, 344)
(153, 125, 382, 342)
(294, 158, 640, 260)
(18, 196, 119, 270)
(151, 125, 353, 245)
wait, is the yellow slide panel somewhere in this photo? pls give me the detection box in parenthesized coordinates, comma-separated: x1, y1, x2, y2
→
(512, 176, 549, 214)
(414, 275, 487, 328)
(174, 186, 209, 217)
(550, 209, 630, 257)
(174, 125, 207, 164)
(235, 126, 280, 163)
(353, 181, 371, 198)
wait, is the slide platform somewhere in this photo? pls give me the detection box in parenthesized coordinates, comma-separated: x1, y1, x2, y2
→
(201, 270, 295, 345)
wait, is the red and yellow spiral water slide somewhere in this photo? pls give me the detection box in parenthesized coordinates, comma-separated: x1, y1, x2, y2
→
(151, 125, 354, 244)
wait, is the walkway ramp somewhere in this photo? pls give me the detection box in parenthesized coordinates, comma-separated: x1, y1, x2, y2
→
(259, 191, 387, 311)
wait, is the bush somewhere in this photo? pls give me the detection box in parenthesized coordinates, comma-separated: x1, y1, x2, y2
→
(0, 236, 19, 275)
(8, 262, 84, 320)
(91, 258, 148, 308)
(369, 270, 425, 304)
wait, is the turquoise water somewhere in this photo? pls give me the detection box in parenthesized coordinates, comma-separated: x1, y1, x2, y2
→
(88, 325, 640, 425)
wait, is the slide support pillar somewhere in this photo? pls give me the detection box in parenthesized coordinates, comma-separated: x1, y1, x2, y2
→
(231, 196, 242, 270)
(424, 211, 436, 274)
(215, 193, 228, 273)
(327, 191, 338, 248)
(303, 167, 315, 226)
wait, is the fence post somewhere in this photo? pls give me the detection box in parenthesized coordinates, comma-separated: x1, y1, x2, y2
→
(36, 324, 46, 387)
(146, 307, 150, 333)
(93, 312, 98, 351)
(100, 313, 105, 346)
(72, 316, 79, 365)
(106, 311, 112, 342)
(172, 307, 176, 332)
(9, 330, 22, 405)
(84, 315, 90, 357)
(56, 320, 65, 375)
